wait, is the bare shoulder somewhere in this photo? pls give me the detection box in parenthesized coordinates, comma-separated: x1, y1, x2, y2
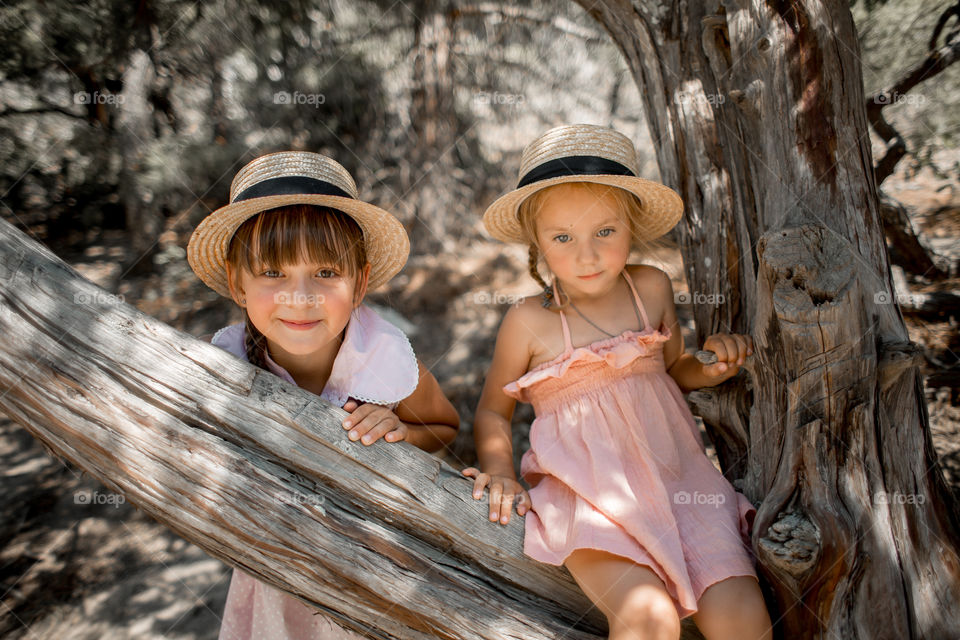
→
(500, 296, 554, 339)
(625, 264, 674, 331)
(625, 264, 672, 295)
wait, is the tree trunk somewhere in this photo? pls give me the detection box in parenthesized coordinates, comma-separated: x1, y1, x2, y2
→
(0, 217, 607, 640)
(117, 49, 162, 271)
(578, 0, 960, 637)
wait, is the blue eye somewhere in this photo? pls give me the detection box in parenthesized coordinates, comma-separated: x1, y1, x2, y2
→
(317, 269, 338, 278)
(553, 234, 571, 243)
(597, 228, 615, 238)
(262, 269, 282, 278)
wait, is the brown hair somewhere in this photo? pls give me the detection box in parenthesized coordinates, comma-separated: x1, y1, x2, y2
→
(225, 204, 367, 370)
(517, 182, 664, 307)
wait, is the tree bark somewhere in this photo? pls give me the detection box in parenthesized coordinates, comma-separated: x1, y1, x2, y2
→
(578, 0, 960, 637)
(0, 217, 608, 640)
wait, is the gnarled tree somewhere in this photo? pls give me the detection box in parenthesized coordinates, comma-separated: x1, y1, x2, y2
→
(575, 0, 960, 637)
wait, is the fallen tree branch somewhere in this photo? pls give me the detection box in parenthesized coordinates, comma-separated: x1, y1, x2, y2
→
(0, 217, 610, 640)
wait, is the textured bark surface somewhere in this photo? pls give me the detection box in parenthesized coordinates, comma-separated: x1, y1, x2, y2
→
(0, 217, 610, 640)
(577, 0, 960, 637)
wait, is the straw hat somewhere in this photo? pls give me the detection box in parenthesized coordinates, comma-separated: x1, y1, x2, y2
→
(188, 151, 409, 297)
(482, 124, 683, 244)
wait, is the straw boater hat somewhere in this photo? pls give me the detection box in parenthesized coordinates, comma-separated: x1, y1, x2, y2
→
(482, 124, 683, 244)
(188, 151, 409, 297)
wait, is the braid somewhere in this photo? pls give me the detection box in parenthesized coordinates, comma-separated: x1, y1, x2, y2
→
(527, 244, 548, 290)
(528, 243, 560, 309)
(243, 312, 270, 371)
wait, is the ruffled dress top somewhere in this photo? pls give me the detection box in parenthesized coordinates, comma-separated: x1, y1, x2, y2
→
(507, 272, 757, 619)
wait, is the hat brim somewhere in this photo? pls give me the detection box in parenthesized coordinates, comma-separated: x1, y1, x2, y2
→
(482, 175, 683, 245)
(188, 194, 409, 298)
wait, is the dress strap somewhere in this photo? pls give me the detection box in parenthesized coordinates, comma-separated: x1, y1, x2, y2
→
(553, 279, 575, 353)
(621, 270, 651, 331)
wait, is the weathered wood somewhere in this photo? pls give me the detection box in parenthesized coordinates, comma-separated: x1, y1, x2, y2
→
(579, 0, 960, 637)
(0, 216, 607, 640)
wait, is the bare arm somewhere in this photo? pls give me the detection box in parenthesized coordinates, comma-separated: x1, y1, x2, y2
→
(650, 270, 752, 392)
(462, 304, 539, 524)
(393, 361, 460, 453)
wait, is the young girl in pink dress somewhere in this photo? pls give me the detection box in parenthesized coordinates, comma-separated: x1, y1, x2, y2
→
(187, 151, 459, 640)
(463, 125, 773, 640)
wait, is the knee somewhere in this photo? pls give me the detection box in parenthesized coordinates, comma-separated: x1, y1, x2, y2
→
(609, 589, 681, 639)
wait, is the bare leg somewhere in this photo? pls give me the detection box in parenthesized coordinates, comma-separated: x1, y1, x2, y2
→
(565, 549, 681, 640)
(692, 576, 772, 640)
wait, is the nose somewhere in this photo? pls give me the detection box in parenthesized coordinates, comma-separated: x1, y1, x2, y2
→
(282, 274, 322, 308)
(577, 239, 599, 265)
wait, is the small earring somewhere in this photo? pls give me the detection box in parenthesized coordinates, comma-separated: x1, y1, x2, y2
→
(239, 298, 246, 305)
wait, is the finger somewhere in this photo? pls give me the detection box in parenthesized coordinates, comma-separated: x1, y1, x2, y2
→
(383, 423, 408, 442)
(734, 335, 749, 364)
(499, 491, 516, 524)
(342, 400, 359, 413)
(704, 361, 737, 378)
(516, 491, 532, 516)
(359, 417, 397, 445)
(345, 411, 385, 441)
(342, 403, 375, 429)
(468, 472, 491, 500)
(488, 482, 503, 522)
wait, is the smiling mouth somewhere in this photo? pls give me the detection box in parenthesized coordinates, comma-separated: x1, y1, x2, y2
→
(578, 272, 602, 280)
(281, 319, 321, 330)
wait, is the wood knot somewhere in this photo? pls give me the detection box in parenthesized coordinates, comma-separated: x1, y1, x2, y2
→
(877, 339, 924, 392)
(758, 511, 820, 576)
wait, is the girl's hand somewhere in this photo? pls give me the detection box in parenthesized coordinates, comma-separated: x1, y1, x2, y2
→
(461, 467, 531, 525)
(342, 400, 408, 445)
(701, 333, 753, 381)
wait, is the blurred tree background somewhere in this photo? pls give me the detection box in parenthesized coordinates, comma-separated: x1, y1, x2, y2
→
(0, 1, 957, 638)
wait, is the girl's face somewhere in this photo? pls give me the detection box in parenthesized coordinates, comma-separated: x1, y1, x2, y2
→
(227, 258, 369, 360)
(534, 184, 633, 299)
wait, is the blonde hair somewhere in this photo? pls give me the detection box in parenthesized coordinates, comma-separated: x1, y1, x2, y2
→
(517, 182, 665, 303)
(225, 204, 367, 370)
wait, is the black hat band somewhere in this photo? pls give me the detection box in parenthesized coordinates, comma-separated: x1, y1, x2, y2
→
(233, 176, 353, 202)
(517, 156, 636, 189)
